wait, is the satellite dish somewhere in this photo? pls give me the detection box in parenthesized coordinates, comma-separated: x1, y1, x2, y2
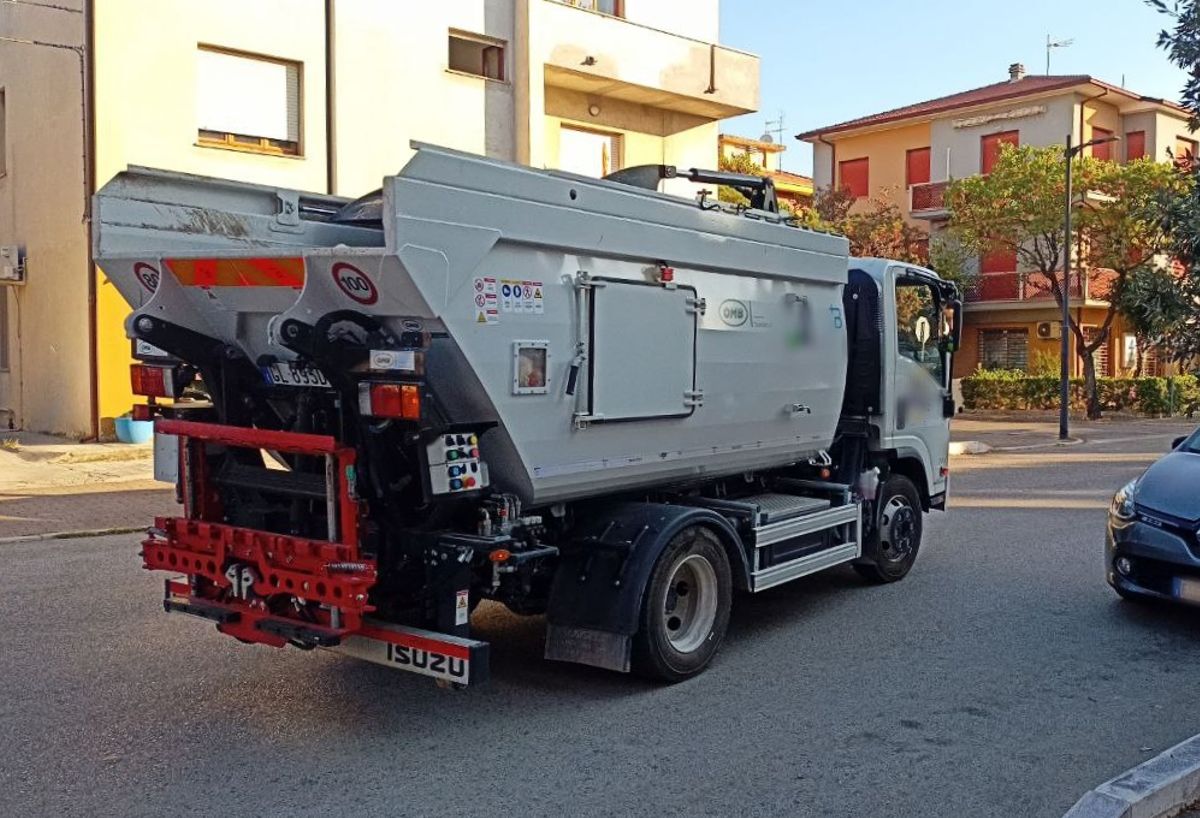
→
(759, 132, 775, 144)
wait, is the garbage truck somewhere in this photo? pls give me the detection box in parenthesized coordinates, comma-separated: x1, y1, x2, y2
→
(93, 143, 961, 684)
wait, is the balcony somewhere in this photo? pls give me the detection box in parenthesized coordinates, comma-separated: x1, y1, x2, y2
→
(541, 0, 760, 120)
(909, 181, 949, 220)
(966, 269, 1116, 305)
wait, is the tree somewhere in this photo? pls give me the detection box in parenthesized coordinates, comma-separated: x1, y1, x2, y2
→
(1147, 0, 1200, 370)
(810, 187, 930, 265)
(1116, 264, 1198, 370)
(945, 144, 1181, 418)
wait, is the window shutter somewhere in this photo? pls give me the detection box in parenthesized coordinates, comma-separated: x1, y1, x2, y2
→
(1125, 131, 1146, 161)
(838, 158, 869, 199)
(906, 147, 931, 187)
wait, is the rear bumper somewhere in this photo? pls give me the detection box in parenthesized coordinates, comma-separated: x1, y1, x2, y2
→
(165, 578, 490, 684)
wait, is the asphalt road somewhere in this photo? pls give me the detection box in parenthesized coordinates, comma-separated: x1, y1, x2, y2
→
(3, 420, 1200, 818)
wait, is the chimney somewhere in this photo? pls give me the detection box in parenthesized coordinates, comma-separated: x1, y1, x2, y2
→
(1009, 63, 1026, 82)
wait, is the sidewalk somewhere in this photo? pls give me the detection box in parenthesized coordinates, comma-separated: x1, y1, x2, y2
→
(0, 431, 176, 541)
(952, 412, 1197, 453)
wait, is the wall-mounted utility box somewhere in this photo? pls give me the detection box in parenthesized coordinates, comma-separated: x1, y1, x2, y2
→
(0, 245, 25, 284)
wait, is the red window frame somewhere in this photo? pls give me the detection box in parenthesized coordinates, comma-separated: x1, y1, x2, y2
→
(1090, 127, 1113, 161)
(981, 130, 1019, 174)
(1125, 131, 1146, 161)
(839, 157, 869, 199)
(906, 147, 931, 187)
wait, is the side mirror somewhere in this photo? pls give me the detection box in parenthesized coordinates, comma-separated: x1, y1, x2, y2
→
(1172, 436, 1188, 450)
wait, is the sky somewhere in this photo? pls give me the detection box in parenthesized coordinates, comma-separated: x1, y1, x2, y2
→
(718, 0, 1188, 176)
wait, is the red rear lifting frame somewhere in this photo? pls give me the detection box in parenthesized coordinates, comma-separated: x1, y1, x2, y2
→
(144, 419, 374, 647)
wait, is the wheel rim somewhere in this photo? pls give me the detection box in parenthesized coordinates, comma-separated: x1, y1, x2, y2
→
(662, 553, 719, 654)
(880, 496, 916, 563)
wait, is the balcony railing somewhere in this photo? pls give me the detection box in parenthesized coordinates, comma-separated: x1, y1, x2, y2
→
(966, 269, 1116, 304)
(909, 181, 949, 217)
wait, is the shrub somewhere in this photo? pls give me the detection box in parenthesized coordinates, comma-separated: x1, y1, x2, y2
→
(961, 371, 1199, 416)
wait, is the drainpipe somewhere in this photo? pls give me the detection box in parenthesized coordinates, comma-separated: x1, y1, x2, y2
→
(84, 0, 98, 440)
(324, 0, 336, 195)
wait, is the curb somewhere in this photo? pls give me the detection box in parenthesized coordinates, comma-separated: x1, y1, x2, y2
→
(0, 526, 144, 546)
(1063, 734, 1200, 818)
(949, 440, 992, 456)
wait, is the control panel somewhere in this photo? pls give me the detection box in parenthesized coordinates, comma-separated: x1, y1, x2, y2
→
(426, 433, 489, 495)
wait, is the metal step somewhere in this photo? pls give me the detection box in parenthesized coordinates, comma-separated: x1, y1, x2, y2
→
(751, 542, 860, 592)
(741, 492, 831, 524)
(752, 503, 858, 548)
(750, 503, 862, 592)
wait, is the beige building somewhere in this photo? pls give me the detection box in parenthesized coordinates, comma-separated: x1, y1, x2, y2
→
(0, 0, 758, 437)
(798, 64, 1194, 379)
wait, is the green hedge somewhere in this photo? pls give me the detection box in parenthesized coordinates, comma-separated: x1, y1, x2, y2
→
(960, 369, 1200, 416)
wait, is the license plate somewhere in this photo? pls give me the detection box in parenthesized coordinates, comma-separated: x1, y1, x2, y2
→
(262, 362, 331, 388)
(1175, 577, 1200, 605)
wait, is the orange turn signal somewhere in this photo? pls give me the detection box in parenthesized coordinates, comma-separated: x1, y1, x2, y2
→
(489, 549, 512, 563)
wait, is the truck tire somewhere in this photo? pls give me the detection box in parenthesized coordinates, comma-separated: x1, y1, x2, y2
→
(632, 526, 732, 683)
(854, 474, 922, 584)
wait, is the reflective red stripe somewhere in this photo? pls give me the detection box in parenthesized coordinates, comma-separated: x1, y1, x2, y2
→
(166, 257, 305, 287)
(357, 624, 472, 660)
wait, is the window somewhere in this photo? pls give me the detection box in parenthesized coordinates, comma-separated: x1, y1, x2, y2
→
(1090, 127, 1113, 161)
(979, 328, 1028, 371)
(980, 247, 1017, 273)
(196, 47, 301, 156)
(981, 130, 1019, 174)
(839, 157, 869, 199)
(0, 89, 6, 177)
(906, 147, 931, 187)
(1175, 136, 1197, 169)
(1125, 131, 1147, 161)
(0, 285, 8, 371)
(560, 0, 624, 16)
(448, 31, 506, 81)
(558, 125, 621, 178)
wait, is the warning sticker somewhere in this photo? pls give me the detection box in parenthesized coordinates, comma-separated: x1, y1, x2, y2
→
(499, 278, 544, 315)
(472, 276, 499, 324)
(455, 589, 470, 626)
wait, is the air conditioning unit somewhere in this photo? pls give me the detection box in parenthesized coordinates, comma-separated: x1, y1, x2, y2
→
(0, 245, 25, 285)
(1036, 321, 1061, 340)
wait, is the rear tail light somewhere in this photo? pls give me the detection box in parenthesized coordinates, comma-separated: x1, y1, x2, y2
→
(131, 364, 173, 398)
(358, 382, 422, 419)
(131, 363, 193, 398)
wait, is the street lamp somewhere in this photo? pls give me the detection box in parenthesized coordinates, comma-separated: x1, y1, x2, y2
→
(1060, 132, 1120, 441)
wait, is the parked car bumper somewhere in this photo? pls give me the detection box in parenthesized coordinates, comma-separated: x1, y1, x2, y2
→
(1106, 514, 1200, 606)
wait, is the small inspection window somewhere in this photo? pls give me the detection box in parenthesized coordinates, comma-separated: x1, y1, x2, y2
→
(513, 341, 549, 395)
(448, 31, 506, 81)
(0, 88, 7, 177)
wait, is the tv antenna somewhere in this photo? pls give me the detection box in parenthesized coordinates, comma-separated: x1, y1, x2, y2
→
(1046, 35, 1074, 74)
(760, 112, 786, 169)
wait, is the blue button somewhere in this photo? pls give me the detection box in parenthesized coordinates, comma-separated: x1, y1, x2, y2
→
(449, 479, 463, 491)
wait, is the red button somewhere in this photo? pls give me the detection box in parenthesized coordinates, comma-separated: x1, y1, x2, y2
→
(465, 477, 477, 488)
(470, 448, 480, 458)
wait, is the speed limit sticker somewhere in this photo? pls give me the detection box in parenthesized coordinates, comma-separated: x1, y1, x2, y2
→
(332, 262, 379, 305)
(134, 262, 160, 294)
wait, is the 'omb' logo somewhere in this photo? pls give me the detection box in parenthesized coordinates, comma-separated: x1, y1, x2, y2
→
(719, 299, 748, 327)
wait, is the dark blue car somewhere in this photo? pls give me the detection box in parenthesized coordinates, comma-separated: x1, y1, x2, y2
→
(1107, 429, 1200, 606)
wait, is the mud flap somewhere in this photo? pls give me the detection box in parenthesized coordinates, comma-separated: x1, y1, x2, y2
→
(544, 502, 744, 672)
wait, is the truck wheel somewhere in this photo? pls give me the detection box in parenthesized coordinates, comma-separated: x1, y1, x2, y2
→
(854, 474, 922, 584)
(632, 526, 732, 683)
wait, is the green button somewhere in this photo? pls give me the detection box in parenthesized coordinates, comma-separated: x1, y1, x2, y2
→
(447, 450, 459, 461)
